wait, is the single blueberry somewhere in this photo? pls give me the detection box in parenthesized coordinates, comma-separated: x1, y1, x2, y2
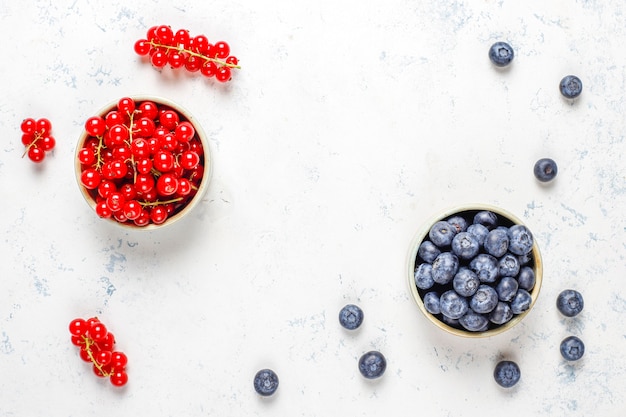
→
(533, 158, 558, 183)
(441, 314, 460, 328)
(508, 225, 534, 256)
(510, 289, 532, 314)
(489, 301, 513, 325)
(467, 223, 489, 246)
(254, 369, 279, 396)
(423, 291, 441, 315)
(418, 240, 441, 263)
(440, 290, 469, 320)
(431, 252, 459, 285)
(560, 336, 585, 361)
(453, 267, 480, 297)
(428, 221, 457, 247)
(470, 284, 499, 314)
(446, 215, 468, 233)
(484, 228, 509, 257)
(498, 253, 520, 277)
(495, 276, 518, 302)
(559, 75, 582, 99)
(473, 210, 498, 230)
(556, 289, 584, 317)
(358, 351, 387, 379)
(459, 311, 489, 332)
(494, 360, 521, 388)
(469, 253, 499, 283)
(338, 304, 364, 330)
(489, 41, 514, 67)
(414, 263, 434, 290)
(517, 266, 535, 291)
(517, 252, 533, 267)
(451, 232, 480, 260)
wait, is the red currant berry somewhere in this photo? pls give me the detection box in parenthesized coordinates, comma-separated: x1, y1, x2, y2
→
(106, 192, 126, 212)
(153, 150, 175, 172)
(96, 350, 113, 366)
(138, 101, 159, 120)
(107, 124, 129, 145)
(200, 61, 218, 77)
(215, 66, 232, 82)
(77, 147, 95, 165)
(188, 139, 204, 157)
(225, 56, 239, 66)
(184, 55, 202, 72)
(100, 332, 116, 351)
(212, 41, 230, 59)
(150, 49, 169, 68)
(112, 145, 131, 161)
(134, 173, 155, 194)
(71, 335, 86, 347)
(81, 168, 101, 189)
(85, 116, 106, 137)
(155, 25, 174, 44)
(21, 118, 37, 134)
(93, 364, 112, 378)
(27, 146, 45, 162)
(175, 121, 195, 143)
(21, 133, 35, 146)
(146, 26, 159, 41)
(113, 210, 128, 223)
(122, 200, 143, 220)
(69, 318, 88, 336)
(135, 117, 156, 137)
(97, 179, 117, 199)
(80, 347, 96, 362)
(134, 209, 151, 226)
(40, 135, 56, 152)
(110, 370, 128, 387)
(95, 200, 113, 218)
(159, 110, 179, 130)
(134, 39, 151, 56)
(177, 177, 192, 197)
(159, 133, 178, 151)
(180, 150, 200, 170)
(36, 118, 52, 134)
(89, 322, 108, 342)
(173, 29, 191, 48)
(130, 137, 151, 158)
(192, 35, 210, 54)
(118, 97, 136, 115)
(119, 183, 138, 201)
(105, 110, 126, 128)
(110, 351, 128, 370)
(135, 158, 153, 174)
(168, 51, 186, 68)
(156, 173, 179, 196)
(150, 206, 169, 224)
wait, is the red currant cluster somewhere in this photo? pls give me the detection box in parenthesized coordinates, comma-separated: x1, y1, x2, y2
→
(77, 97, 206, 227)
(20, 117, 56, 163)
(69, 317, 128, 387)
(134, 25, 240, 82)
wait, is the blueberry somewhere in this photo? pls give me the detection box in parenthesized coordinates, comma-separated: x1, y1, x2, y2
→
(453, 267, 480, 297)
(338, 304, 364, 330)
(517, 266, 535, 291)
(469, 253, 499, 283)
(556, 289, 584, 317)
(517, 252, 533, 267)
(423, 291, 441, 315)
(440, 290, 469, 320)
(428, 221, 457, 247)
(358, 351, 387, 379)
(470, 284, 499, 314)
(254, 369, 279, 396)
(489, 301, 513, 325)
(559, 75, 582, 99)
(446, 215, 468, 233)
(493, 360, 521, 388)
(459, 311, 489, 332)
(473, 210, 498, 230)
(414, 263, 434, 290)
(484, 228, 509, 257)
(451, 232, 480, 260)
(489, 41, 514, 67)
(498, 253, 520, 278)
(533, 158, 558, 183)
(508, 224, 534, 256)
(466, 223, 489, 246)
(495, 276, 518, 302)
(510, 289, 532, 314)
(560, 336, 585, 361)
(418, 240, 441, 263)
(441, 314, 460, 328)
(431, 252, 459, 285)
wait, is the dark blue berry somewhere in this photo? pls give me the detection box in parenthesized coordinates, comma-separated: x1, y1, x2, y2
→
(446, 215, 468, 233)
(452, 267, 480, 297)
(431, 252, 459, 285)
(440, 290, 469, 319)
(556, 289, 584, 317)
(467, 223, 489, 246)
(489, 42, 514, 67)
(473, 210, 498, 230)
(484, 228, 509, 257)
(494, 360, 521, 388)
(254, 369, 279, 396)
(451, 232, 480, 260)
(517, 266, 535, 291)
(358, 351, 386, 379)
(339, 304, 364, 330)
(508, 224, 534, 256)
(510, 289, 532, 314)
(428, 221, 457, 247)
(470, 284, 499, 314)
(423, 291, 441, 314)
(418, 240, 441, 263)
(498, 253, 520, 277)
(495, 276, 518, 302)
(459, 311, 489, 332)
(489, 301, 513, 325)
(560, 336, 585, 361)
(469, 253, 499, 283)
(559, 75, 582, 99)
(533, 158, 558, 183)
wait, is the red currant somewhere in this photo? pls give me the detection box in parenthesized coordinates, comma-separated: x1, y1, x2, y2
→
(200, 61, 218, 77)
(97, 180, 117, 199)
(21, 118, 37, 134)
(212, 41, 230, 59)
(69, 318, 88, 336)
(159, 110, 179, 130)
(156, 173, 179, 196)
(95, 201, 112, 218)
(134, 173, 155, 194)
(155, 25, 174, 45)
(175, 121, 195, 142)
(180, 150, 200, 170)
(106, 192, 126, 212)
(118, 97, 136, 115)
(27, 146, 45, 162)
(184, 55, 202, 72)
(153, 150, 175, 172)
(216, 66, 232, 82)
(122, 200, 143, 220)
(81, 168, 101, 189)
(36, 118, 52, 134)
(133, 210, 151, 227)
(105, 110, 126, 128)
(138, 101, 159, 120)
(174, 29, 191, 48)
(96, 350, 112, 366)
(89, 322, 108, 342)
(150, 50, 168, 68)
(134, 39, 151, 56)
(150, 206, 169, 224)
(40, 135, 56, 151)
(192, 34, 210, 54)
(110, 370, 128, 387)
(85, 116, 106, 137)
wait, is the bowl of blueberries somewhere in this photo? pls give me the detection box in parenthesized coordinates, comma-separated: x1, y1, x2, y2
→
(407, 204, 543, 337)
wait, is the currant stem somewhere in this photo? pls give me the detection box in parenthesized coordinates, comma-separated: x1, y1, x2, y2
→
(21, 130, 44, 158)
(149, 41, 241, 69)
(82, 335, 113, 377)
(139, 197, 183, 207)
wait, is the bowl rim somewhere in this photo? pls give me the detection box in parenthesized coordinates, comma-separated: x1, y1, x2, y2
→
(74, 95, 212, 230)
(406, 203, 543, 338)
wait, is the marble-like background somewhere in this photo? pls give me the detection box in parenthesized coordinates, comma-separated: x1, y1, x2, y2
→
(1, 1, 624, 416)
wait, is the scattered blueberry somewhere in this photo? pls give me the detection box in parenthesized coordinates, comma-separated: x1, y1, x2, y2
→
(533, 158, 558, 183)
(489, 41, 514, 67)
(459, 311, 489, 332)
(489, 301, 513, 325)
(423, 291, 441, 315)
(254, 369, 279, 396)
(440, 290, 469, 320)
(484, 228, 509, 257)
(453, 267, 480, 297)
(429, 221, 457, 247)
(493, 360, 521, 388)
(467, 223, 489, 246)
(339, 304, 364, 330)
(495, 276, 518, 302)
(556, 289, 584, 317)
(469, 253, 499, 283)
(498, 253, 520, 277)
(446, 215, 468, 233)
(418, 240, 441, 263)
(473, 210, 498, 230)
(560, 336, 585, 361)
(358, 351, 387, 379)
(414, 263, 435, 290)
(559, 75, 582, 99)
(517, 266, 535, 291)
(451, 232, 480, 260)
(431, 252, 460, 285)
(510, 289, 532, 314)
(470, 284, 499, 314)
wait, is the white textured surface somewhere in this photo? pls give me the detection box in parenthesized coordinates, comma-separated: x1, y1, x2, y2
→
(1, 1, 625, 416)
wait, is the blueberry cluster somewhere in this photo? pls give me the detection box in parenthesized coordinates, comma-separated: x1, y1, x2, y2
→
(556, 289, 585, 361)
(414, 209, 536, 332)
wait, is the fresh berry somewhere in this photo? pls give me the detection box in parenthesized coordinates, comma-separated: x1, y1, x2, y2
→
(556, 289, 584, 317)
(489, 42, 514, 67)
(489, 302, 513, 325)
(418, 240, 441, 263)
(507, 225, 534, 256)
(428, 221, 457, 247)
(253, 369, 279, 396)
(517, 266, 536, 291)
(470, 284, 499, 314)
(431, 252, 460, 285)
(510, 289, 532, 314)
(422, 291, 441, 315)
(493, 360, 520, 388)
(533, 158, 558, 182)
(559, 75, 583, 99)
(483, 228, 509, 257)
(439, 290, 469, 320)
(338, 304, 364, 330)
(21, 117, 56, 163)
(495, 276, 518, 302)
(451, 232, 480, 260)
(469, 253, 499, 283)
(358, 351, 386, 379)
(459, 311, 489, 332)
(452, 267, 480, 297)
(560, 336, 585, 361)
(473, 210, 498, 230)
(498, 253, 520, 278)
(414, 263, 434, 290)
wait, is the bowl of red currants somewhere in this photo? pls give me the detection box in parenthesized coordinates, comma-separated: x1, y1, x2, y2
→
(75, 96, 211, 229)
(407, 204, 543, 337)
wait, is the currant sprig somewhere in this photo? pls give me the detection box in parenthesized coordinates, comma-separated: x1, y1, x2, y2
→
(134, 25, 240, 82)
(20, 117, 56, 163)
(69, 317, 128, 387)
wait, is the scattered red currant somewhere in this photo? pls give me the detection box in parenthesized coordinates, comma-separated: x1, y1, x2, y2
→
(21, 117, 56, 163)
(134, 25, 240, 82)
(68, 317, 128, 387)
